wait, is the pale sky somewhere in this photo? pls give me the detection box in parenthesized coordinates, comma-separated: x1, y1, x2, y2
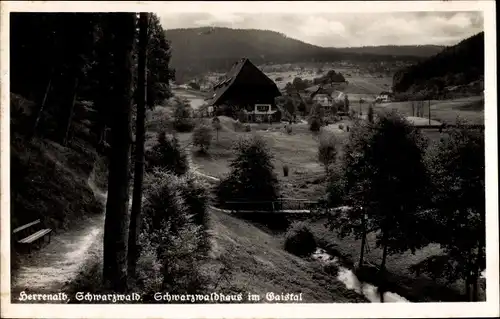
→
(158, 11, 483, 47)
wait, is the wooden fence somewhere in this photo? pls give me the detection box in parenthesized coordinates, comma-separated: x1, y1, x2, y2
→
(415, 124, 485, 131)
(224, 198, 321, 213)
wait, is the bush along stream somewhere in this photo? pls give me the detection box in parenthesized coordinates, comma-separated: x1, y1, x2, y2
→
(311, 248, 409, 303)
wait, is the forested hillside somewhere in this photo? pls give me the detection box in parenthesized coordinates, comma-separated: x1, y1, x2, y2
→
(392, 32, 484, 98)
(333, 45, 445, 57)
(164, 27, 429, 82)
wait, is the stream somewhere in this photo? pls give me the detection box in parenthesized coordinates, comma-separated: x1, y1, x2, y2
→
(311, 248, 410, 303)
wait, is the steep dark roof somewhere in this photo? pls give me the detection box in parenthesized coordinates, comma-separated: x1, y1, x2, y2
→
(208, 58, 280, 105)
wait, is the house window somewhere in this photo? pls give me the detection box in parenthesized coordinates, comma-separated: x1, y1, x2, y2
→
(255, 104, 271, 113)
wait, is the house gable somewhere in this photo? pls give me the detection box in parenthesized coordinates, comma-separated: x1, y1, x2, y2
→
(209, 58, 281, 106)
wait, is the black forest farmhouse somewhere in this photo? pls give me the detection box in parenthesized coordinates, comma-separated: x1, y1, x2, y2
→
(208, 58, 282, 122)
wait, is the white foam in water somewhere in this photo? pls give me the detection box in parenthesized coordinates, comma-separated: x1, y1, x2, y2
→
(312, 248, 409, 303)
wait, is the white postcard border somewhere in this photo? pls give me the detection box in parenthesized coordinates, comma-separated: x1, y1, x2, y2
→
(1, 1, 498, 318)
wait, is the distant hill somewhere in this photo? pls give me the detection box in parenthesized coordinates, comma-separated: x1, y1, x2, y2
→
(333, 45, 445, 58)
(392, 32, 484, 98)
(164, 27, 432, 82)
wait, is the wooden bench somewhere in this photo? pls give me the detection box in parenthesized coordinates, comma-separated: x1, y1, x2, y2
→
(13, 219, 52, 253)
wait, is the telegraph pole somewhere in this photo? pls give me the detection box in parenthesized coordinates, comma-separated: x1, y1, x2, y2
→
(428, 99, 431, 125)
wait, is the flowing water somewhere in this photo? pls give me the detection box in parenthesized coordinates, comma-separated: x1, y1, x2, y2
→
(311, 248, 409, 303)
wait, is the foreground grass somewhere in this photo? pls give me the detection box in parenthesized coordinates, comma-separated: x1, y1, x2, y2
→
(66, 209, 366, 303)
(203, 209, 366, 303)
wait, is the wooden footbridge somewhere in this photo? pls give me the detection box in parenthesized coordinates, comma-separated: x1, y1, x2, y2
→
(222, 198, 324, 215)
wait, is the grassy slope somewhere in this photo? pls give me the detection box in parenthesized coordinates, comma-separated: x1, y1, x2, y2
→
(206, 209, 366, 303)
(10, 136, 102, 230)
(375, 96, 484, 125)
(176, 121, 338, 200)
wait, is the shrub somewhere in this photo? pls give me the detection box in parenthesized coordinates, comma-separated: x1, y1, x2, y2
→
(173, 118, 195, 132)
(192, 124, 213, 153)
(244, 124, 251, 132)
(176, 172, 210, 230)
(318, 132, 338, 169)
(368, 103, 374, 123)
(283, 164, 289, 177)
(138, 170, 209, 296)
(173, 102, 195, 132)
(216, 135, 279, 211)
(286, 125, 293, 135)
(237, 110, 247, 123)
(188, 82, 200, 90)
(338, 124, 344, 130)
(233, 121, 243, 132)
(325, 162, 346, 207)
(309, 117, 321, 132)
(145, 132, 188, 176)
(284, 221, 317, 257)
(145, 107, 172, 133)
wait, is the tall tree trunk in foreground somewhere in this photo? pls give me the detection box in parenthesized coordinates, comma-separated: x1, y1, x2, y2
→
(471, 267, 479, 301)
(103, 13, 136, 292)
(379, 228, 389, 303)
(128, 12, 148, 278)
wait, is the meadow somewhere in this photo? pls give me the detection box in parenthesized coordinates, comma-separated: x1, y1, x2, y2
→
(376, 96, 485, 125)
(174, 119, 339, 201)
(144, 96, 485, 302)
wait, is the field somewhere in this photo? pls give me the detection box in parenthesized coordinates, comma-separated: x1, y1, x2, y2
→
(349, 95, 484, 127)
(175, 120, 343, 200)
(377, 96, 484, 125)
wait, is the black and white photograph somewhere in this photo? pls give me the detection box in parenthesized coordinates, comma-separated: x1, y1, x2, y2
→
(1, 1, 498, 318)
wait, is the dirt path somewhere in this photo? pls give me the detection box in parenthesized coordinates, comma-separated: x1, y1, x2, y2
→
(11, 214, 104, 302)
(11, 173, 107, 303)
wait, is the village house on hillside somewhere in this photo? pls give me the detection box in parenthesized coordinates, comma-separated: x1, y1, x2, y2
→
(305, 84, 349, 114)
(376, 91, 394, 103)
(208, 58, 282, 122)
(308, 86, 334, 108)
